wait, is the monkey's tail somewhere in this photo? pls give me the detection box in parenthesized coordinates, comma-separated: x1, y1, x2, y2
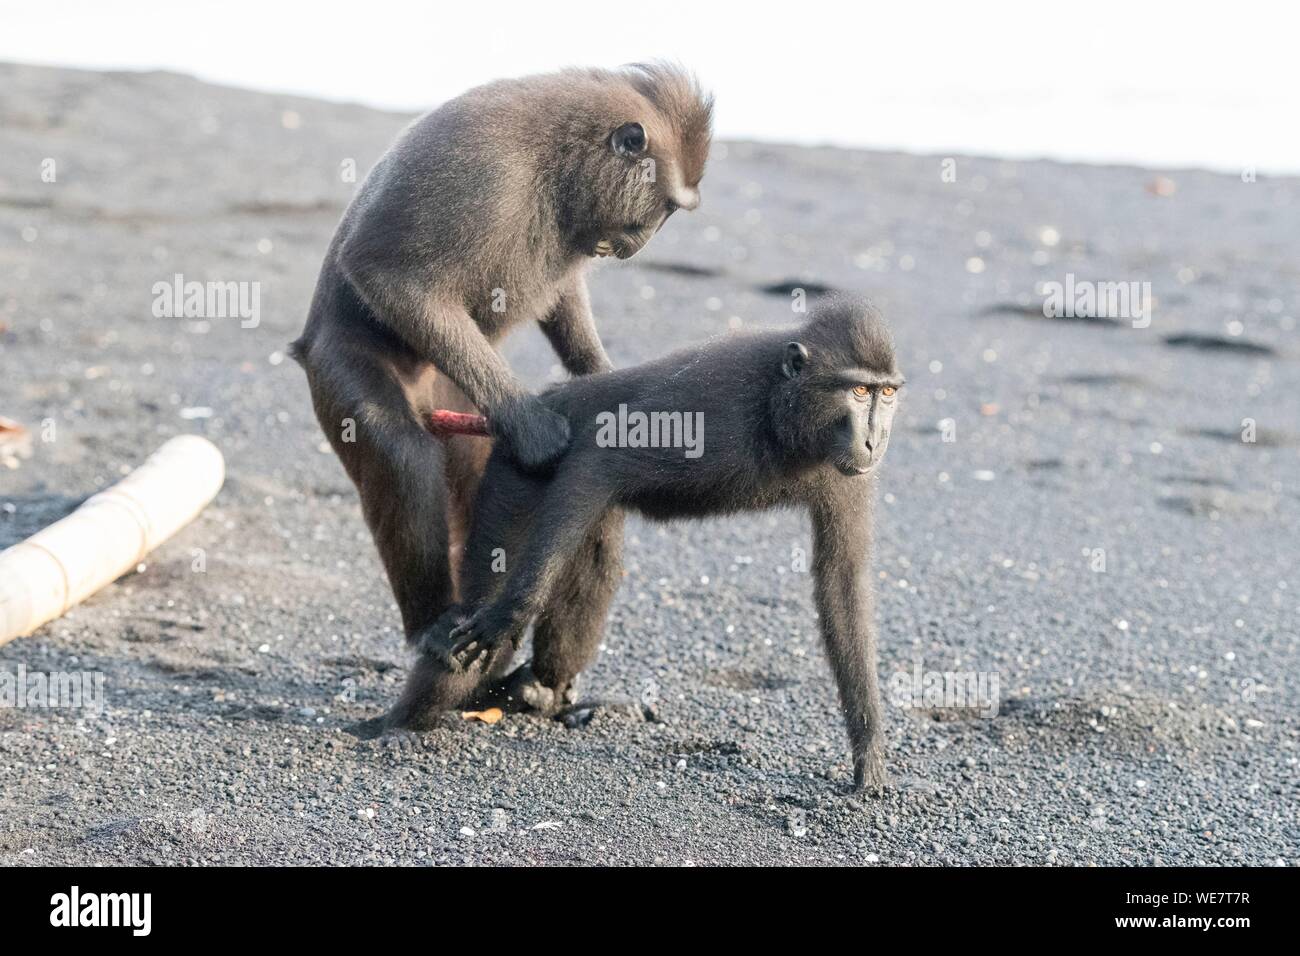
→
(426, 409, 490, 439)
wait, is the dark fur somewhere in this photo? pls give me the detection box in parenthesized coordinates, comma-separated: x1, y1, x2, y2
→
(291, 65, 712, 644)
(382, 298, 905, 792)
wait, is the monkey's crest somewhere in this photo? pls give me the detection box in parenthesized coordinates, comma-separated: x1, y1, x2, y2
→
(620, 61, 714, 186)
(803, 295, 897, 373)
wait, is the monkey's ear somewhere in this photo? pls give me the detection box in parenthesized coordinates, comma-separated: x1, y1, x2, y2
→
(782, 342, 809, 379)
(611, 122, 648, 157)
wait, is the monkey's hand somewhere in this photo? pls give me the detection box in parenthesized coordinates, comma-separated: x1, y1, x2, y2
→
(494, 396, 571, 471)
(447, 606, 523, 672)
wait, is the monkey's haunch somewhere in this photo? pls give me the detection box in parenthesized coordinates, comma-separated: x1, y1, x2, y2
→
(427, 409, 490, 439)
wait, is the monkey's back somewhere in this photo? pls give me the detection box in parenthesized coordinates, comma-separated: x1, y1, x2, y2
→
(536, 329, 831, 516)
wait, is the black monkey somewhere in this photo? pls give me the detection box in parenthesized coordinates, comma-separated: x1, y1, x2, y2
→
(291, 65, 712, 647)
(383, 297, 904, 792)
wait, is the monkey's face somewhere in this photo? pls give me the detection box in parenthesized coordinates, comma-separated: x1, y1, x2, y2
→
(582, 120, 704, 261)
(781, 341, 904, 477)
(834, 377, 901, 475)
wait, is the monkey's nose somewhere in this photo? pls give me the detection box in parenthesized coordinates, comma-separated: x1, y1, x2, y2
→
(673, 187, 700, 212)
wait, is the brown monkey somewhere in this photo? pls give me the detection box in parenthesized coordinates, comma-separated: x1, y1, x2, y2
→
(291, 65, 712, 651)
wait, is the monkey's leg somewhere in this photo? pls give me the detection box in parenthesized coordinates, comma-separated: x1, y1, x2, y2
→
(447, 466, 611, 670)
(353, 432, 455, 645)
(526, 509, 625, 711)
(810, 494, 887, 793)
(386, 456, 545, 720)
(300, 329, 454, 645)
(461, 505, 622, 715)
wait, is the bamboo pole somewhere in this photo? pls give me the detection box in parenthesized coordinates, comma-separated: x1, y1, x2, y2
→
(0, 435, 225, 645)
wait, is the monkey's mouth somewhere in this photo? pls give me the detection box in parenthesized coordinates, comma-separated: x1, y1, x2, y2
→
(835, 458, 874, 477)
(592, 217, 668, 260)
(592, 237, 643, 260)
(592, 237, 641, 260)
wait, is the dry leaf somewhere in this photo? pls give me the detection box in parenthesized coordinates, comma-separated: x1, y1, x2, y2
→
(1146, 176, 1177, 197)
(0, 416, 33, 469)
(0, 416, 29, 439)
(461, 707, 503, 725)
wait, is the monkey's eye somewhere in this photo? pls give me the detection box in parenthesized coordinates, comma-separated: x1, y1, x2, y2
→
(881, 386, 897, 397)
(611, 122, 648, 157)
(852, 385, 870, 399)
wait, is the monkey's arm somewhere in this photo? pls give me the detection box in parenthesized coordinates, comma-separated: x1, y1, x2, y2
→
(539, 277, 614, 376)
(810, 490, 887, 792)
(341, 256, 570, 469)
(407, 298, 571, 469)
(447, 464, 612, 669)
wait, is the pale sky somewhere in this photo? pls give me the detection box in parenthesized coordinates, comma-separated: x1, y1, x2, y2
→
(2, 0, 1296, 173)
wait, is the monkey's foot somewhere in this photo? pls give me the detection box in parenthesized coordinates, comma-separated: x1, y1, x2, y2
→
(555, 694, 653, 728)
(852, 752, 889, 795)
(466, 664, 576, 714)
(350, 715, 389, 740)
(447, 608, 520, 671)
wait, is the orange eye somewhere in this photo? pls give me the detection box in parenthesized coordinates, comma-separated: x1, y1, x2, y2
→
(882, 386, 897, 397)
(852, 385, 869, 397)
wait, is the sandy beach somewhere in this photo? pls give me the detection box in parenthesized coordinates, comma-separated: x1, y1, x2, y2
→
(1, 62, 1296, 865)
